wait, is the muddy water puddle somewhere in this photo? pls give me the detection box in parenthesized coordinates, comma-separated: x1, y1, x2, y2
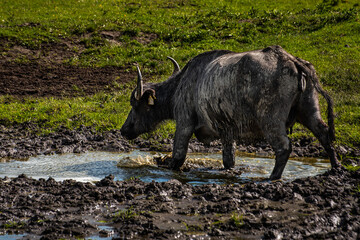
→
(0, 151, 330, 184)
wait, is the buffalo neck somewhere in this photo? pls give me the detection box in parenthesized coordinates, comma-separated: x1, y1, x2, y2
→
(152, 74, 180, 120)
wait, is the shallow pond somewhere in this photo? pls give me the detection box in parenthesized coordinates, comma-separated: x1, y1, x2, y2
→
(0, 151, 330, 184)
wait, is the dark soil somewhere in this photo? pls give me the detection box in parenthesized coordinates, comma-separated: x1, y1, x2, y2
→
(0, 40, 359, 239)
(0, 38, 134, 97)
(0, 168, 359, 239)
(0, 61, 133, 97)
(1, 122, 359, 161)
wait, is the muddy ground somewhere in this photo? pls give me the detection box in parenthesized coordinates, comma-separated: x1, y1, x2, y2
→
(0, 40, 359, 239)
(0, 167, 359, 240)
(0, 40, 134, 97)
(0, 124, 358, 240)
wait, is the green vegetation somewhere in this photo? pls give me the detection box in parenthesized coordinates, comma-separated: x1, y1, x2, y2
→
(124, 176, 140, 181)
(0, 0, 359, 147)
(112, 206, 150, 222)
(182, 221, 203, 232)
(3, 220, 25, 229)
(210, 211, 245, 229)
(113, 207, 137, 222)
(0, 92, 132, 132)
(344, 164, 360, 171)
(230, 211, 244, 228)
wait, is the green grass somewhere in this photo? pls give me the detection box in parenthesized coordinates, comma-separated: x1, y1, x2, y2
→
(0, 0, 359, 147)
(231, 211, 244, 228)
(0, 91, 132, 132)
(0, 92, 176, 138)
(112, 206, 150, 223)
(344, 164, 360, 171)
(113, 207, 138, 222)
(3, 220, 25, 229)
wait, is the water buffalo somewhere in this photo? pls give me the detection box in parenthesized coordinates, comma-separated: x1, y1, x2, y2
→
(120, 45, 340, 180)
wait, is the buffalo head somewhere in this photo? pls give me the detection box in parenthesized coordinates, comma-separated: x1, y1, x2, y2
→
(120, 57, 180, 140)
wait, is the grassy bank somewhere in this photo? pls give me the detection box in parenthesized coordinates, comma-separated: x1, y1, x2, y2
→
(0, 0, 359, 147)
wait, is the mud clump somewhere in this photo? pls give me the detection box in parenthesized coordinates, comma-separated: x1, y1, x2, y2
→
(0, 168, 359, 239)
(0, 124, 133, 160)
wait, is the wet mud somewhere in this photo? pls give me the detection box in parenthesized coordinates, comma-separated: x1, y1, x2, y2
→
(0, 167, 359, 239)
(1, 122, 359, 162)
(0, 124, 358, 239)
(0, 124, 359, 240)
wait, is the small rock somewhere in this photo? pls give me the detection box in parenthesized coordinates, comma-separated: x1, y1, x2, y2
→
(338, 146, 348, 155)
(209, 228, 225, 236)
(293, 193, 304, 201)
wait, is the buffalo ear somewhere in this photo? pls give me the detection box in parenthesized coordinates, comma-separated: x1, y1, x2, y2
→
(142, 89, 156, 106)
(148, 95, 155, 105)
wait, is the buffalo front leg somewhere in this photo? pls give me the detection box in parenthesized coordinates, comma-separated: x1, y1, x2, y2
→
(221, 137, 236, 169)
(169, 125, 194, 170)
(265, 129, 292, 180)
(270, 141, 292, 180)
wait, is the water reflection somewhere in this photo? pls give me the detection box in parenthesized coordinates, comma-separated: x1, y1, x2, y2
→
(0, 234, 26, 240)
(0, 150, 330, 185)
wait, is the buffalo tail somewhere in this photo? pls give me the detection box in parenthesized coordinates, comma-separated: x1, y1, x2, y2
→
(295, 58, 336, 142)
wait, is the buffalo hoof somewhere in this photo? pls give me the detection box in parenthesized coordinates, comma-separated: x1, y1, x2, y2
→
(269, 174, 282, 181)
(168, 159, 184, 171)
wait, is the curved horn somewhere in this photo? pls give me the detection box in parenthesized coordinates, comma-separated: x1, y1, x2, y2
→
(167, 56, 180, 75)
(135, 64, 143, 100)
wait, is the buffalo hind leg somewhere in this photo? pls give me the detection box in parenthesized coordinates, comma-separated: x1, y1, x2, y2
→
(169, 125, 194, 170)
(222, 138, 236, 169)
(299, 117, 340, 169)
